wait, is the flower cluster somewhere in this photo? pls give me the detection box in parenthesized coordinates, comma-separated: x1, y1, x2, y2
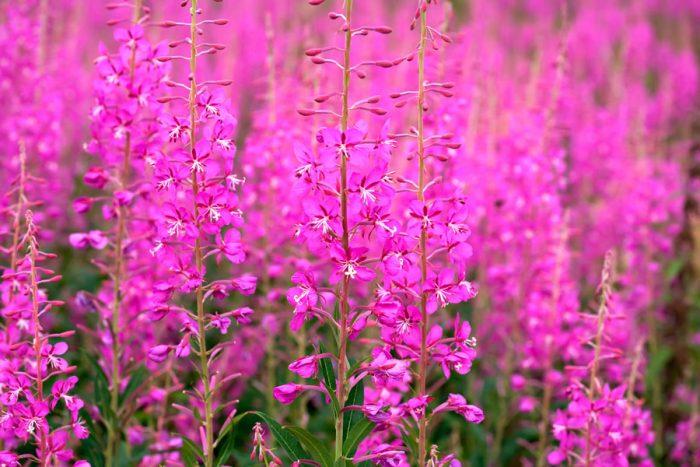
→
(70, 2, 174, 463)
(143, 1, 255, 465)
(548, 253, 654, 465)
(0, 208, 87, 465)
(0, 0, 697, 465)
(274, 1, 481, 465)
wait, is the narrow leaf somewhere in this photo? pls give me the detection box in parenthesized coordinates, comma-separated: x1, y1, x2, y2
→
(214, 412, 250, 466)
(180, 436, 203, 467)
(342, 417, 375, 459)
(252, 411, 310, 461)
(119, 365, 148, 404)
(343, 378, 364, 441)
(318, 344, 340, 417)
(286, 425, 334, 467)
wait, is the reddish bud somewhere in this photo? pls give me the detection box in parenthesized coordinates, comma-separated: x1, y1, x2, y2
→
(305, 48, 323, 57)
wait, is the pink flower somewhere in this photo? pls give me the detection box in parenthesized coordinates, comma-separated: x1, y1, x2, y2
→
(215, 229, 245, 264)
(83, 166, 109, 189)
(73, 197, 93, 213)
(51, 377, 82, 413)
(273, 383, 305, 405)
(288, 355, 320, 379)
(69, 231, 108, 250)
(286, 271, 318, 313)
(42, 342, 70, 371)
(148, 345, 171, 363)
(0, 451, 19, 467)
(433, 394, 484, 423)
(230, 307, 253, 325)
(231, 274, 257, 295)
(329, 244, 375, 283)
(209, 314, 231, 334)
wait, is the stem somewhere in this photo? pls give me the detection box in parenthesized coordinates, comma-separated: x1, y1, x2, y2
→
(9, 142, 27, 275)
(584, 255, 612, 466)
(262, 11, 278, 428)
(106, 4, 142, 465)
(646, 292, 663, 460)
(188, 1, 214, 465)
(38, 0, 49, 73)
(1, 144, 27, 455)
(535, 224, 567, 467)
(335, 0, 353, 459)
(27, 218, 47, 466)
(416, 6, 429, 465)
(265, 12, 277, 127)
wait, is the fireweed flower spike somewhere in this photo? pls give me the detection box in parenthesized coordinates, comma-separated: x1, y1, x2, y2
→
(146, 1, 253, 465)
(373, 1, 481, 463)
(0, 209, 87, 465)
(0, 1, 698, 465)
(72, 1, 170, 464)
(547, 252, 654, 465)
(272, 0, 410, 463)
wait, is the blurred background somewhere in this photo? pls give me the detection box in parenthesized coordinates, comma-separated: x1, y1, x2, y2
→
(1, 0, 699, 465)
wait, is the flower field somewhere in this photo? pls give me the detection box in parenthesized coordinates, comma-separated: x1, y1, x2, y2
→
(0, 0, 699, 465)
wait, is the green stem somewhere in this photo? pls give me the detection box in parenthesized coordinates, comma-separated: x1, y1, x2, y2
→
(535, 225, 566, 466)
(27, 215, 48, 466)
(188, 1, 214, 465)
(106, 4, 142, 465)
(584, 256, 612, 466)
(335, 0, 353, 459)
(416, 6, 430, 465)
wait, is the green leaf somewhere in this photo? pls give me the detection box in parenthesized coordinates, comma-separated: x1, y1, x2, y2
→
(318, 345, 340, 417)
(646, 345, 672, 382)
(82, 351, 115, 424)
(319, 356, 337, 392)
(346, 357, 369, 377)
(665, 258, 685, 281)
(252, 411, 310, 461)
(401, 429, 418, 459)
(119, 365, 148, 405)
(80, 434, 105, 467)
(342, 378, 364, 441)
(214, 412, 250, 466)
(286, 426, 334, 467)
(342, 417, 374, 458)
(180, 436, 204, 467)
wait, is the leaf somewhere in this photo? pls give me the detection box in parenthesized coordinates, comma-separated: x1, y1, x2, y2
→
(119, 365, 148, 405)
(80, 434, 105, 467)
(82, 351, 115, 425)
(286, 426, 334, 467)
(180, 436, 203, 467)
(214, 412, 251, 466)
(401, 429, 418, 459)
(342, 378, 364, 442)
(646, 345, 672, 382)
(346, 356, 369, 377)
(342, 417, 374, 459)
(664, 258, 685, 281)
(318, 344, 340, 417)
(252, 411, 310, 461)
